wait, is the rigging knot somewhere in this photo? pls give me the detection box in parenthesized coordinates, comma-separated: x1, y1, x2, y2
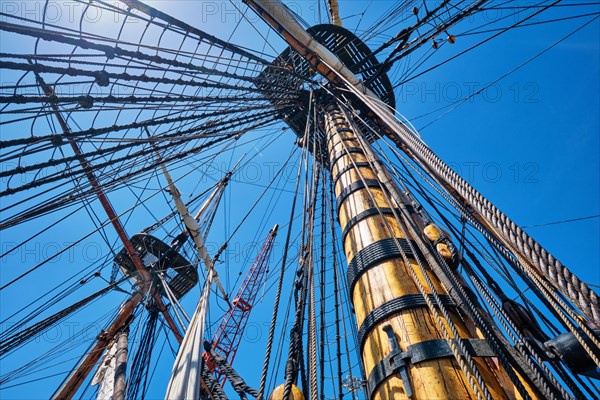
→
(94, 71, 110, 87)
(50, 135, 63, 147)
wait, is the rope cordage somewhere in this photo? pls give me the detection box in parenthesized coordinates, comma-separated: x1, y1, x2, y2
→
(387, 136, 600, 370)
(331, 56, 599, 324)
(0, 59, 261, 92)
(0, 112, 277, 197)
(326, 174, 346, 400)
(2, 0, 599, 398)
(381, 140, 570, 327)
(461, 257, 579, 400)
(307, 128, 320, 400)
(388, 118, 600, 323)
(126, 309, 159, 400)
(356, 103, 598, 399)
(318, 172, 327, 400)
(119, 0, 270, 64)
(205, 343, 260, 400)
(283, 133, 320, 400)
(0, 104, 273, 149)
(0, 281, 120, 356)
(201, 366, 227, 400)
(281, 94, 316, 400)
(343, 104, 580, 399)
(258, 154, 303, 399)
(326, 105, 493, 400)
(401, 179, 576, 399)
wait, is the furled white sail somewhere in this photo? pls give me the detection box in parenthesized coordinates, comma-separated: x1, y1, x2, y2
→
(157, 155, 227, 298)
(164, 269, 213, 399)
(91, 341, 117, 400)
(160, 160, 217, 399)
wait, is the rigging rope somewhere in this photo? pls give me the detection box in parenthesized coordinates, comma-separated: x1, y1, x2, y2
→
(307, 127, 320, 400)
(1, 1, 598, 398)
(126, 309, 159, 400)
(0, 279, 125, 357)
(205, 343, 260, 400)
(336, 66, 600, 324)
(258, 151, 304, 399)
(327, 104, 494, 400)
(318, 171, 327, 400)
(348, 100, 599, 398)
(283, 117, 319, 399)
(393, 158, 573, 399)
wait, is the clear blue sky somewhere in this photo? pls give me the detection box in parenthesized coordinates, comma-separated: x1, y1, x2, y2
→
(0, 1, 598, 399)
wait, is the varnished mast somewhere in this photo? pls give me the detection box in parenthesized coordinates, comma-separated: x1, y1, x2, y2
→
(323, 103, 530, 399)
(2, 1, 599, 399)
(244, 0, 542, 398)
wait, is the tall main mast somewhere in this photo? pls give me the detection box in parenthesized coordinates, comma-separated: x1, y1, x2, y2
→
(244, 0, 581, 398)
(323, 102, 522, 399)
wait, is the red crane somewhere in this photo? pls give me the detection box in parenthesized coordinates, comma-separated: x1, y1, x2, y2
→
(203, 224, 279, 384)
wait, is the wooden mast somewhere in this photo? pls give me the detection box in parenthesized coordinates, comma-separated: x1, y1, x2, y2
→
(31, 71, 194, 399)
(242, 1, 540, 398)
(53, 293, 142, 399)
(113, 328, 129, 400)
(323, 102, 527, 399)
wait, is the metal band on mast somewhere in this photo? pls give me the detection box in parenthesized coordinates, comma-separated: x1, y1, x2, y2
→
(322, 103, 526, 399)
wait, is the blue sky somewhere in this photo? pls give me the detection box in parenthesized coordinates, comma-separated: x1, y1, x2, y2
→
(0, 1, 598, 398)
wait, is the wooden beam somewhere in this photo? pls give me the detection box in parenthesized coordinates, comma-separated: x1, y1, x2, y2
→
(53, 292, 142, 400)
(113, 328, 129, 400)
(34, 69, 184, 400)
(324, 104, 528, 400)
(328, 0, 342, 26)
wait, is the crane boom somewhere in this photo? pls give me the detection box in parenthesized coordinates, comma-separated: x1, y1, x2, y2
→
(203, 224, 279, 384)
